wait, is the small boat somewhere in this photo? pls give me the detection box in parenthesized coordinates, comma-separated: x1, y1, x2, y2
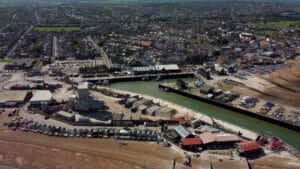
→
(155, 75, 162, 81)
(142, 76, 150, 81)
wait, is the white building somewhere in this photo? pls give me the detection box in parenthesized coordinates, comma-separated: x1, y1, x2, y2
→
(29, 90, 52, 106)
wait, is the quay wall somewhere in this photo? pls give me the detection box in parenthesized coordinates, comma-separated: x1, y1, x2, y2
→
(158, 84, 300, 132)
(86, 72, 194, 83)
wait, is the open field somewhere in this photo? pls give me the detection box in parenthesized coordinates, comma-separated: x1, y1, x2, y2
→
(224, 56, 300, 109)
(0, 59, 15, 63)
(33, 26, 81, 32)
(256, 20, 300, 29)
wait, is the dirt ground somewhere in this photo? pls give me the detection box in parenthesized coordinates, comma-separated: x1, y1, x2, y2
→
(0, 91, 299, 169)
(216, 56, 300, 109)
(250, 155, 300, 169)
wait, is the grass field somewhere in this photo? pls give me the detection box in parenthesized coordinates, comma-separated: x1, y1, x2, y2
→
(256, 20, 300, 29)
(33, 26, 81, 32)
(0, 59, 15, 63)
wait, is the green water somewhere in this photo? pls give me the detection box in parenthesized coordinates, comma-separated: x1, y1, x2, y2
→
(110, 79, 300, 151)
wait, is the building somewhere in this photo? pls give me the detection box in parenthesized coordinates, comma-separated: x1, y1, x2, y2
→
(70, 82, 104, 112)
(236, 140, 262, 157)
(29, 90, 53, 107)
(199, 132, 216, 149)
(54, 111, 75, 122)
(4, 58, 36, 70)
(174, 125, 193, 138)
(155, 64, 180, 73)
(132, 64, 180, 75)
(180, 137, 203, 151)
(214, 133, 241, 149)
(0, 91, 32, 107)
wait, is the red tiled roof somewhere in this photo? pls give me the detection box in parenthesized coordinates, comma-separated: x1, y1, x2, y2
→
(181, 137, 202, 146)
(140, 40, 152, 47)
(236, 141, 261, 153)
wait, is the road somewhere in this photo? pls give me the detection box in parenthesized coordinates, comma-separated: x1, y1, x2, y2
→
(52, 36, 58, 60)
(5, 25, 33, 58)
(87, 36, 112, 69)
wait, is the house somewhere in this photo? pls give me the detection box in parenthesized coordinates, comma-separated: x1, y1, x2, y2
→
(236, 140, 262, 157)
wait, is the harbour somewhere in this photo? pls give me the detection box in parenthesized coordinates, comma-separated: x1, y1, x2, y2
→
(109, 79, 300, 151)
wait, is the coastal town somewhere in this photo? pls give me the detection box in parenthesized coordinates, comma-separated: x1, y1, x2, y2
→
(0, 0, 300, 169)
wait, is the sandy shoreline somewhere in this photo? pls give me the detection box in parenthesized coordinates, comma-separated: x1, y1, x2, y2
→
(104, 87, 259, 140)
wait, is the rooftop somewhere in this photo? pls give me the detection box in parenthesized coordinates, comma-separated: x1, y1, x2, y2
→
(174, 125, 192, 138)
(181, 137, 202, 146)
(236, 140, 261, 153)
(0, 91, 29, 103)
(30, 90, 52, 102)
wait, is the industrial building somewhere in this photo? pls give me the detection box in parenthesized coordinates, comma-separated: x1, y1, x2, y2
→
(132, 64, 180, 75)
(69, 82, 104, 112)
(0, 91, 32, 107)
(29, 90, 53, 107)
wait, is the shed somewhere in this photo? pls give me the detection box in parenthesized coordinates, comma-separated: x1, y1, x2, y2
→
(55, 111, 75, 122)
(174, 125, 193, 138)
(181, 137, 203, 146)
(215, 133, 241, 143)
(236, 140, 261, 156)
(180, 137, 203, 151)
(199, 132, 216, 144)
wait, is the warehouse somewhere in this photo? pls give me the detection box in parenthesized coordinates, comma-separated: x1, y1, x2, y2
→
(29, 90, 53, 107)
(199, 132, 216, 149)
(155, 64, 180, 73)
(180, 137, 203, 151)
(0, 91, 32, 107)
(214, 133, 241, 149)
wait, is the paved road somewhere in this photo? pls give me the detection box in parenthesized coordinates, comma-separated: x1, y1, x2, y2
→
(87, 36, 112, 69)
(5, 25, 33, 58)
(52, 36, 58, 60)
